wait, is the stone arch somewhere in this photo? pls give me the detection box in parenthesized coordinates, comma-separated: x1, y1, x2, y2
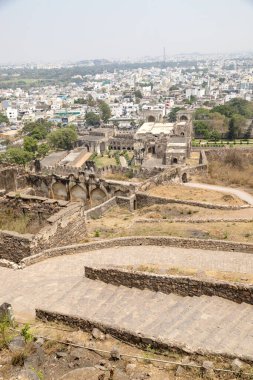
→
(148, 115, 156, 123)
(180, 115, 188, 121)
(182, 173, 188, 183)
(172, 158, 178, 164)
(52, 182, 68, 201)
(90, 187, 107, 205)
(70, 184, 87, 202)
(114, 190, 128, 197)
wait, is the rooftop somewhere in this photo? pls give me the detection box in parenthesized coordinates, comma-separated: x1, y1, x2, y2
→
(135, 122, 174, 136)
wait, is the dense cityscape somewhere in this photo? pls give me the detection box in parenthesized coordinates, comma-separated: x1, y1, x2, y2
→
(1, 1, 253, 379)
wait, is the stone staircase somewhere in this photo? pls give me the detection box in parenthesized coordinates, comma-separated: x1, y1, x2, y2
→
(41, 277, 253, 360)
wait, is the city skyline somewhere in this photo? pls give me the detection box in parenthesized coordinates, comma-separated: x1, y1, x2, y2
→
(0, 0, 253, 64)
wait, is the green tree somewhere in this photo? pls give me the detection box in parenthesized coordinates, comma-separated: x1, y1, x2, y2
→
(23, 136, 38, 153)
(3, 147, 33, 165)
(85, 112, 100, 127)
(98, 100, 111, 123)
(134, 89, 143, 99)
(212, 98, 253, 119)
(185, 95, 197, 105)
(74, 98, 86, 104)
(86, 95, 96, 107)
(0, 112, 9, 124)
(47, 127, 77, 150)
(193, 121, 210, 139)
(168, 107, 184, 122)
(37, 143, 50, 158)
(23, 119, 52, 140)
(228, 114, 246, 140)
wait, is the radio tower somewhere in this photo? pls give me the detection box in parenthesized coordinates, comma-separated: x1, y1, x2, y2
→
(163, 47, 166, 63)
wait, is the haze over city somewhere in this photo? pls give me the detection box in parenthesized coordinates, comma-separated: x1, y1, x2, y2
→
(0, 0, 253, 63)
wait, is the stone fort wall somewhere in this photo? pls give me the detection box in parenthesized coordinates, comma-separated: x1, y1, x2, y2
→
(85, 266, 253, 306)
(20, 236, 253, 267)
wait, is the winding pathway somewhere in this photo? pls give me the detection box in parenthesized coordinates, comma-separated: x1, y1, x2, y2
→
(184, 182, 253, 205)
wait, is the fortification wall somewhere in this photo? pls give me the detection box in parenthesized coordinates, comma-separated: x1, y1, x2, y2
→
(0, 230, 33, 263)
(0, 194, 86, 263)
(21, 236, 253, 267)
(135, 193, 248, 210)
(85, 266, 253, 305)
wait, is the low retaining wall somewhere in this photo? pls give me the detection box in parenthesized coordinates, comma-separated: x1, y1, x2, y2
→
(0, 230, 33, 263)
(36, 308, 253, 361)
(36, 309, 181, 354)
(0, 200, 86, 264)
(84, 197, 117, 220)
(21, 236, 253, 267)
(135, 218, 253, 224)
(85, 266, 253, 305)
(136, 193, 249, 210)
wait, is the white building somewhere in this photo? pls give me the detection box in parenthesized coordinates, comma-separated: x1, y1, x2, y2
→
(6, 107, 18, 122)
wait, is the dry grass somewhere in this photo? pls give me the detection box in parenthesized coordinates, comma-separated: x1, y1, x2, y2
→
(195, 150, 253, 189)
(126, 264, 253, 284)
(200, 160, 253, 188)
(86, 205, 253, 243)
(103, 172, 142, 182)
(147, 184, 244, 206)
(0, 209, 31, 234)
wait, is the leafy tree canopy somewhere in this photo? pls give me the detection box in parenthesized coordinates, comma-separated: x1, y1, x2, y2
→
(85, 111, 100, 127)
(47, 127, 77, 150)
(98, 100, 112, 123)
(211, 98, 253, 119)
(168, 107, 184, 122)
(23, 136, 38, 153)
(22, 119, 52, 140)
(0, 147, 33, 165)
(0, 112, 9, 124)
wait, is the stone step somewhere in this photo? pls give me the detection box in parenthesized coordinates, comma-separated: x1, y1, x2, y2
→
(45, 280, 253, 360)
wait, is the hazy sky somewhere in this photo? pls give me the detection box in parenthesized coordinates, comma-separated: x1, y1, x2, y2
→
(0, 0, 253, 63)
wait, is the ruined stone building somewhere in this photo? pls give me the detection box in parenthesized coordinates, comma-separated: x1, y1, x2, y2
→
(134, 111, 192, 166)
(75, 110, 192, 168)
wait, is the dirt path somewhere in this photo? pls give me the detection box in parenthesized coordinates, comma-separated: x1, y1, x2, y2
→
(185, 182, 253, 205)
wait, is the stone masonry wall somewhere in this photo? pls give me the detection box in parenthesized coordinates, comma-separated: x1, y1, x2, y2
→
(0, 194, 86, 263)
(85, 266, 253, 305)
(21, 236, 253, 267)
(84, 197, 117, 220)
(0, 230, 33, 263)
(136, 193, 248, 210)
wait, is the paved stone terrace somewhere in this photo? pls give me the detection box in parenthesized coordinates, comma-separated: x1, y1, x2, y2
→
(41, 279, 253, 360)
(1, 245, 253, 359)
(1, 246, 253, 319)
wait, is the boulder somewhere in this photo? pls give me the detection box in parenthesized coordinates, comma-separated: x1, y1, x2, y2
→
(0, 303, 14, 325)
(9, 336, 26, 352)
(110, 347, 121, 361)
(91, 328, 105, 341)
(59, 367, 103, 380)
(231, 358, 244, 372)
(17, 370, 40, 380)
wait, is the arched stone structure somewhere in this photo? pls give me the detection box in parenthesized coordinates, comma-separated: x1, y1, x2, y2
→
(182, 172, 188, 183)
(70, 184, 87, 202)
(148, 115, 156, 123)
(90, 188, 107, 205)
(52, 182, 68, 201)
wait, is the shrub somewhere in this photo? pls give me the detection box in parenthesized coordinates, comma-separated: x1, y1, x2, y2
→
(21, 323, 33, 343)
(224, 150, 243, 168)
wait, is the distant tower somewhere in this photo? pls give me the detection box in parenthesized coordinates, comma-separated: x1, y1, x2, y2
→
(163, 47, 166, 63)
